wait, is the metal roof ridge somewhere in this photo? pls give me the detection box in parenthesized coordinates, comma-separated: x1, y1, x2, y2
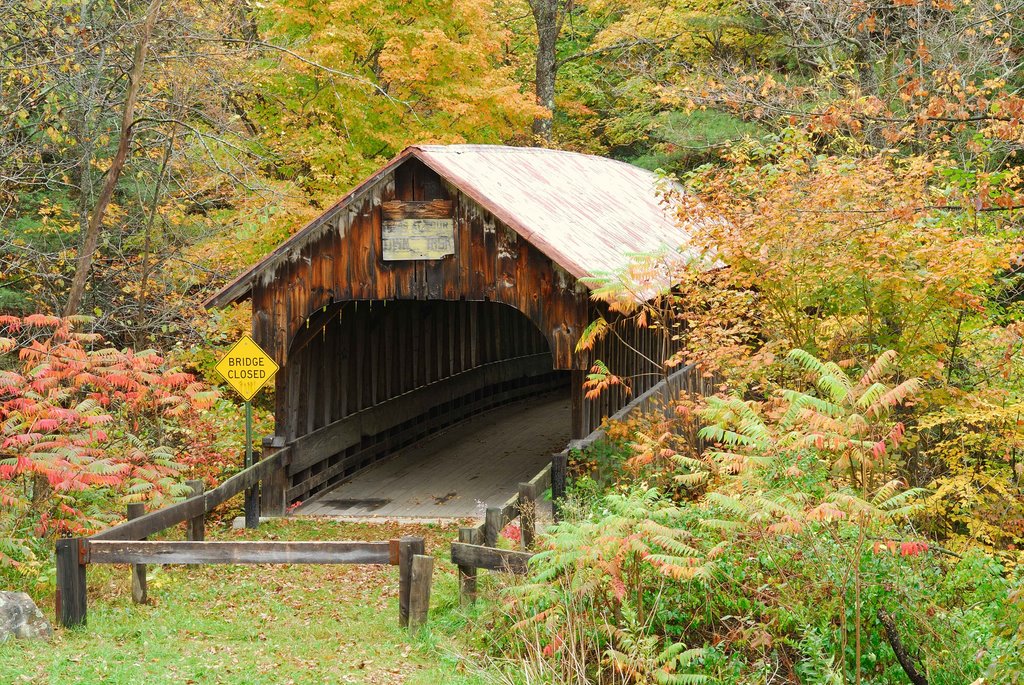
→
(412, 143, 665, 174)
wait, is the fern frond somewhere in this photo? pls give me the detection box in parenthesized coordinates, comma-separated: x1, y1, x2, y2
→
(575, 317, 610, 353)
(865, 378, 923, 417)
(787, 348, 828, 375)
(856, 382, 888, 410)
(860, 350, 897, 386)
(814, 371, 851, 403)
(706, 492, 750, 519)
(873, 484, 928, 513)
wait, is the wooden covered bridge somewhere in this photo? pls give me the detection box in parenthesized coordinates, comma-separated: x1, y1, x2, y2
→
(205, 145, 695, 518)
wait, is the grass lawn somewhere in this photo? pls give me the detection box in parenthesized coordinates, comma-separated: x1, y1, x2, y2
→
(0, 518, 505, 684)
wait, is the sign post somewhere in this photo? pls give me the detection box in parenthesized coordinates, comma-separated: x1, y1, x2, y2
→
(214, 335, 279, 529)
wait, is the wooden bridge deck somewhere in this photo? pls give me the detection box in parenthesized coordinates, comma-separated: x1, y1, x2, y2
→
(295, 391, 569, 519)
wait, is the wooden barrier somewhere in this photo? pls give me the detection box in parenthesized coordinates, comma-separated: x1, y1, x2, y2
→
(87, 540, 396, 565)
(484, 508, 502, 548)
(451, 543, 533, 575)
(126, 503, 147, 604)
(56, 446, 432, 630)
(398, 536, 425, 628)
(91, 449, 287, 542)
(54, 538, 87, 628)
(56, 534, 423, 629)
(408, 555, 434, 631)
(456, 528, 479, 605)
(517, 482, 537, 550)
(185, 479, 205, 541)
(551, 451, 568, 523)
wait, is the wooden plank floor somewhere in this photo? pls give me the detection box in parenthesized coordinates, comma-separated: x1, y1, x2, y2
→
(296, 391, 569, 519)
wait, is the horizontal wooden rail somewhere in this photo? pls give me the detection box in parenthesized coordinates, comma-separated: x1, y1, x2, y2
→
(86, 540, 397, 565)
(451, 542, 533, 574)
(569, 363, 707, 452)
(92, 449, 289, 541)
(527, 462, 553, 491)
(57, 535, 427, 630)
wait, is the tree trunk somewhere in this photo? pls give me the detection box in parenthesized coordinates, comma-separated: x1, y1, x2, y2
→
(529, 0, 560, 142)
(135, 122, 177, 344)
(233, 0, 260, 43)
(64, 0, 162, 317)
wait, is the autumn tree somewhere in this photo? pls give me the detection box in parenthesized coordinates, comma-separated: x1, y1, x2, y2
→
(490, 0, 760, 159)
(0, 0, 272, 342)
(248, 0, 541, 195)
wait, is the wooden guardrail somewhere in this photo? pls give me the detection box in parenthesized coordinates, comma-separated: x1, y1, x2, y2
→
(451, 543, 533, 576)
(452, 461, 551, 603)
(90, 449, 287, 542)
(451, 363, 719, 603)
(56, 450, 434, 632)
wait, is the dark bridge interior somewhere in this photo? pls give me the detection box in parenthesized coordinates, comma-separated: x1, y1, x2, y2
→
(279, 299, 568, 505)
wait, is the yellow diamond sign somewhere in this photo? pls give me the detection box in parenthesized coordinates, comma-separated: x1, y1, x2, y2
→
(215, 335, 279, 402)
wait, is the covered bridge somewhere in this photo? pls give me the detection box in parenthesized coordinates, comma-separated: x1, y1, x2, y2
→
(205, 145, 694, 515)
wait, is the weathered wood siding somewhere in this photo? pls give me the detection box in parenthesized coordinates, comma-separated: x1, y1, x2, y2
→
(250, 160, 588, 374)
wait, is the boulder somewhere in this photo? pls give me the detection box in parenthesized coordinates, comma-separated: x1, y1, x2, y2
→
(0, 591, 52, 642)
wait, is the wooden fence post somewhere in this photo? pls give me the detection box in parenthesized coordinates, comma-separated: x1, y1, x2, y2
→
(260, 438, 288, 518)
(185, 479, 205, 542)
(551, 451, 568, 523)
(518, 482, 537, 551)
(55, 538, 87, 628)
(484, 507, 502, 548)
(244, 453, 260, 530)
(127, 503, 147, 604)
(457, 527, 479, 605)
(408, 554, 434, 631)
(398, 536, 425, 627)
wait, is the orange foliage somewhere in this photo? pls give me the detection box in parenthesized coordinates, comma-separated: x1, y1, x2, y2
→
(0, 315, 218, 543)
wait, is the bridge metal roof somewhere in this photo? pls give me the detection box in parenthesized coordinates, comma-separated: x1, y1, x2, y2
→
(206, 144, 694, 308)
(413, 145, 691, 279)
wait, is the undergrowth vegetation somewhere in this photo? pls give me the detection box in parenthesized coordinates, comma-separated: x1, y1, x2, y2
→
(0, 314, 258, 587)
(495, 134, 1023, 680)
(493, 350, 1024, 683)
(496, 48, 1024, 674)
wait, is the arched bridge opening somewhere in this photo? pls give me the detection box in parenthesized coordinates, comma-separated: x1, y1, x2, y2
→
(275, 298, 569, 509)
